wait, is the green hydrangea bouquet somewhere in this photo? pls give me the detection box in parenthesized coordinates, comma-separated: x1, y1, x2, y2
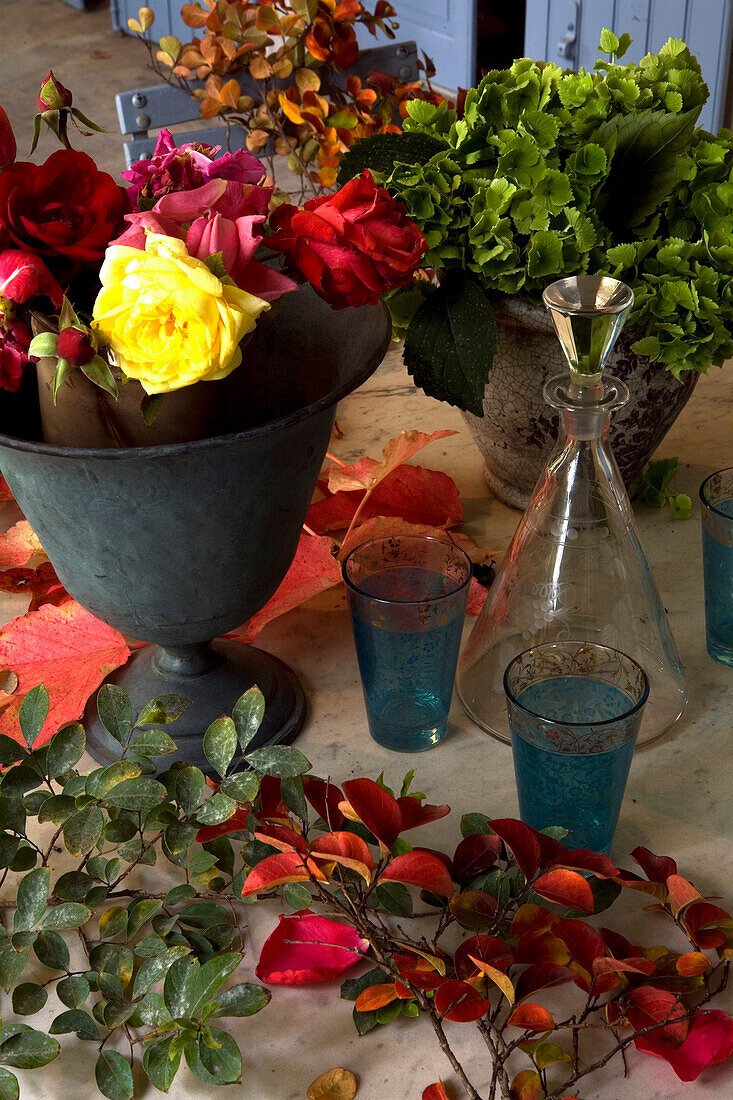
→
(338, 30, 733, 414)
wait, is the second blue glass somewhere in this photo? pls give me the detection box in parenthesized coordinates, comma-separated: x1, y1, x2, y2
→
(504, 642, 649, 853)
(343, 535, 472, 752)
(700, 467, 733, 666)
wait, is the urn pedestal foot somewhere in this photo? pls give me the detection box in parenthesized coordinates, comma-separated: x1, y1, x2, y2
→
(83, 639, 307, 774)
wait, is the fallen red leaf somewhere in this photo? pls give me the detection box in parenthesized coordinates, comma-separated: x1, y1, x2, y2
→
(0, 601, 130, 749)
(0, 475, 14, 501)
(256, 910, 368, 985)
(328, 430, 457, 496)
(507, 1003, 555, 1031)
(241, 850, 327, 896)
(422, 1083, 450, 1100)
(622, 985, 688, 1049)
(0, 562, 70, 612)
(434, 979, 489, 1022)
(379, 850, 454, 898)
(309, 830, 374, 883)
(230, 532, 341, 643)
(341, 777, 402, 849)
(0, 520, 44, 569)
(534, 869, 595, 914)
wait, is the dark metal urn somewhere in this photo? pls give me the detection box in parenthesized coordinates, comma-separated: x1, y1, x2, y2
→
(0, 288, 390, 771)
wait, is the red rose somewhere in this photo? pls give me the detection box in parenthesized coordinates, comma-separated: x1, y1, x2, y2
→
(0, 149, 128, 280)
(37, 71, 73, 112)
(269, 170, 427, 310)
(0, 250, 62, 308)
(0, 319, 32, 393)
(0, 104, 15, 171)
(57, 325, 95, 367)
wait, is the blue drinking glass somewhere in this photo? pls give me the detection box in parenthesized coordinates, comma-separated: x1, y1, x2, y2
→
(700, 468, 733, 666)
(504, 642, 649, 853)
(343, 535, 472, 752)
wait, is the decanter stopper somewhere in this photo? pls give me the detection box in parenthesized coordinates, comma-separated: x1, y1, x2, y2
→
(542, 275, 634, 389)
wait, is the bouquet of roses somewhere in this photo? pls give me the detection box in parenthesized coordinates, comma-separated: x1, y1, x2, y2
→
(0, 73, 426, 415)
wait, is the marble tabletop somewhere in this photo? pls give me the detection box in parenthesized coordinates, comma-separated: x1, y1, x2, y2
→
(7, 346, 733, 1100)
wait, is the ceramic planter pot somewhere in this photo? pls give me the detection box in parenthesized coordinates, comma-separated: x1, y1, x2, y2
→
(461, 297, 700, 510)
(0, 288, 391, 772)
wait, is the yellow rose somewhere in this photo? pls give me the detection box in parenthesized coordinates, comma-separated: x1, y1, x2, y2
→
(92, 233, 269, 395)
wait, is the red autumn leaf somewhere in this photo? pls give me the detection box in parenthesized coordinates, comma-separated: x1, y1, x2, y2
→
(515, 963, 577, 1002)
(254, 824, 309, 854)
(466, 577, 489, 615)
(434, 979, 489, 1022)
(341, 777, 401, 848)
(631, 845, 678, 883)
(328, 430, 457, 495)
(302, 775, 345, 830)
(666, 874, 702, 916)
(396, 795, 451, 832)
(467, 957, 515, 1004)
(452, 834, 503, 880)
(600, 927, 640, 959)
(510, 1070, 542, 1100)
(354, 983, 399, 1011)
(0, 520, 44, 569)
(553, 919, 607, 975)
(307, 462, 463, 532)
(612, 866, 668, 900)
(449, 891, 498, 931)
(533, 869, 595, 913)
(309, 831, 374, 883)
(196, 806, 250, 843)
(489, 819, 541, 880)
(676, 951, 713, 977)
(552, 848, 619, 878)
(255, 910, 368, 985)
(511, 904, 558, 939)
(231, 532, 341, 642)
(683, 901, 733, 949)
(635, 1008, 733, 1082)
(454, 934, 514, 980)
(394, 970, 445, 997)
(622, 985, 688, 1049)
(379, 850, 454, 898)
(591, 956, 655, 979)
(515, 930, 570, 966)
(507, 1003, 555, 1031)
(0, 601, 130, 749)
(422, 1084, 450, 1100)
(0, 475, 13, 501)
(0, 562, 69, 612)
(257, 775, 288, 820)
(241, 850, 327, 896)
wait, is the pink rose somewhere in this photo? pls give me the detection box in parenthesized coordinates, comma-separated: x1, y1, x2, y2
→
(0, 319, 32, 392)
(122, 128, 264, 209)
(0, 250, 62, 308)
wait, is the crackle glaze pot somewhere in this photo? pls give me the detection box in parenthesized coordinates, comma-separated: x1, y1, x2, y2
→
(0, 288, 391, 773)
(461, 297, 700, 510)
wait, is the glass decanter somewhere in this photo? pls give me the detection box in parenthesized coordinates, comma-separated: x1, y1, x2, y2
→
(456, 275, 686, 747)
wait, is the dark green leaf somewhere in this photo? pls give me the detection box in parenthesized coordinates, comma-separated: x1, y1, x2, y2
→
(192, 952, 241, 1013)
(9, 844, 36, 873)
(353, 1006, 379, 1035)
(96, 685, 132, 747)
(377, 1000, 402, 1024)
(188, 852, 218, 875)
(136, 990, 171, 1028)
(132, 946, 190, 998)
(81, 355, 118, 398)
(245, 745, 311, 779)
(46, 722, 85, 777)
(164, 822, 198, 855)
(232, 688, 265, 753)
(0, 1068, 18, 1100)
(18, 686, 49, 750)
(135, 695, 189, 727)
(143, 1035, 181, 1092)
(49, 1009, 99, 1041)
(11, 983, 47, 1015)
(177, 902, 230, 930)
(165, 884, 196, 906)
(281, 775, 307, 821)
(209, 981, 271, 1018)
(176, 766, 206, 817)
(128, 729, 177, 758)
(592, 108, 701, 230)
(220, 771, 260, 803)
(37, 794, 76, 825)
(0, 1028, 59, 1069)
(375, 882, 413, 916)
(203, 718, 237, 778)
(127, 898, 163, 938)
(164, 956, 199, 1017)
(0, 737, 26, 766)
(185, 1029, 241, 1084)
(341, 966, 385, 1001)
(565, 875, 622, 917)
(89, 944, 134, 987)
(336, 131, 446, 186)
(57, 974, 90, 1009)
(196, 793, 235, 827)
(404, 271, 498, 415)
(140, 394, 164, 428)
(0, 946, 28, 992)
(13, 867, 50, 932)
(461, 813, 492, 837)
(63, 804, 104, 855)
(98, 907, 128, 938)
(33, 931, 70, 970)
(283, 882, 312, 910)
(95, 1050, 133, 1100)
(11, 931, 36, 951)
(104, 776, 167, 812)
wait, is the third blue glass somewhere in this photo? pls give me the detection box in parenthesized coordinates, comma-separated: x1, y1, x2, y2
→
(701, 467, 733, 666)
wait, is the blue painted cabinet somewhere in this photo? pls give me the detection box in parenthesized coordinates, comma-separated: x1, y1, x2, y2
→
(525, 0, 733, 132)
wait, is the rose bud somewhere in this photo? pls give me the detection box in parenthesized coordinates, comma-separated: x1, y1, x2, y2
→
(0, 105, 16, 171)
(57, 325, 95, 367)
(37, 72, 73, 113)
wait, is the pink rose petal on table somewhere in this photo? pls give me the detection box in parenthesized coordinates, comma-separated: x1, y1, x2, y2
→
(256, 910, 368, 984)
(635, 1009, 733, 1081)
